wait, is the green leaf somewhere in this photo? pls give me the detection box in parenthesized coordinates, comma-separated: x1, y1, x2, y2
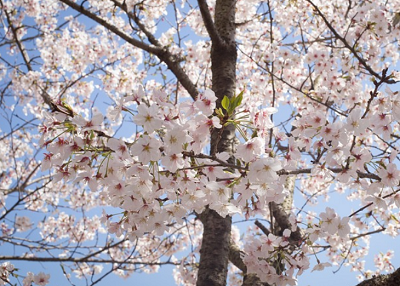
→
(221, 95, 230, 111)
(215, 107, 224, 117)
(233, 90, 244, 108)
(393, 12, 400, 28)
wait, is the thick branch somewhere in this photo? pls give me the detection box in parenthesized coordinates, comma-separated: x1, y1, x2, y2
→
(197, 0, 224, 47)
(270, 201, 302, 243)
(229, 243, 269, 286)
(356, 267, 400, 286)
(58, 0, 199, 100)
(2, 4, 32, 71)
(349, 189, 400, 218)
(228, 243, 246, 272)
(0, 255, 179, 266)
(109, 0, 161, 47)
(58, 0, 160, 53)
(255, 220, 270, 236)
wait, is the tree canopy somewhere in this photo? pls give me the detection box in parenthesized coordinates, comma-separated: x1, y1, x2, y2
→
(1, 0, 400, 285)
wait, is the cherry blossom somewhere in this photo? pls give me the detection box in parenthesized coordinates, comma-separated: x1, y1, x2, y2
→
(133, 104, 163, 134)
(312, 262, 332, 272)
(33, 272, 51, 286)
(345, 108, 369, 136)
(15, 216, 32, 232)
(72, 109, 104, 132)
(320, 207, 339, 235)
(130, 135, 161, 164)
(163, 126, 191, 154)
(235, 137, 264, 162)
(2, 0, 400, 285)
(377, 163, 400, 187)
(248, 157, 281, 183)
(194, 89, 218, 116)
(107, 137, 131, 160)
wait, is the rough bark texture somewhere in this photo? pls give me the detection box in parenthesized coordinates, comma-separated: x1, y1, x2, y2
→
(356, 268, 400, 286)
(271, 175, 302, 242)
(228, 243, 247, 273)
(197, 209, 232, 286)
(196, 0, 237, 286)
(242, 273, 268, 286)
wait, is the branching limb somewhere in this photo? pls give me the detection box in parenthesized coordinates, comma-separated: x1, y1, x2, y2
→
(197, 0, 224, 47)
(0, 255, 181, 266)
(228, 243, 246, 272)
(58, 0, 199, 100)
(306, 0, 395, 84)
(228, 243, 270, 286)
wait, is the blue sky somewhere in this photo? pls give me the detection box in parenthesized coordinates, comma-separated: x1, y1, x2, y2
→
(1, 1, 400, 286)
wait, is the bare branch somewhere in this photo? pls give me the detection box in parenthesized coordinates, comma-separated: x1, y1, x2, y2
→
(278, 168, 381, 181)
(0, 255, 180, 266)
(198, 0, 224, 47)
(306, 0, 396, 84)
(58, 0, 199, 100)
(254, 220, 270, 236)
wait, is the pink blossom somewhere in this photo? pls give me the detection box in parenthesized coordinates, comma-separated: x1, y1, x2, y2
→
(201, 163, 227, 182)
(161, 153, 185, 172)
(248, 157, 281, 183)
(72, 109, 103, 132)
(387, 86, 400, 121)
(133, 104, 163, 133)
(312, 262, 332, 272)
(261, 233, 281, 252)
(41, 153, 54, 171)
(320, 207, 339, 235)
(130, 135, 161, 164)
(33, 272, 50, 286)
(210, 201, 241, 217)
(336, 168, 357, 184)
(75, 170, 98, 192)
(15, 216, 32, 232)
(391, 192, 400, 208)
(236, 137, 264, 162)
(23, 272, 34, 286)
(351, 147, 372, 171)
(164, 126, 191, 154)
(107, 138, 131, 160)
(377, 163, 400, 187)
(365, 195, 387, 210)
(306, 226, 324, 242)
(345, 108, 368, 136)
(107, 96, 125, 124)
(194, 89, 217, 116)
(337, 217, 350, 238)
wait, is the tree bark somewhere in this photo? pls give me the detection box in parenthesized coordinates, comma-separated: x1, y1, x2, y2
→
(356, 268, 400, 286)
(196, 0, 237, 286)
(197, 209, 232, 286)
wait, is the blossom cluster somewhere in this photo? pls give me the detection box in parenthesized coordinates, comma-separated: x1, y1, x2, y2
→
(2, 0, 400, 284)
(0, 262, 49, 286)
(38, 82, 380, 284)
(40, 87, 284, 237)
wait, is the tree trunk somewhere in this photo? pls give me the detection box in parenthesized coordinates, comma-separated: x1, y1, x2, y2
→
(196, 0, 237, 286)
(197, 209, 232, 286)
